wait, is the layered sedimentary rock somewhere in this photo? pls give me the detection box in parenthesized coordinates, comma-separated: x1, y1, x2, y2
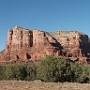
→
(0, 26, 90, 65)
(50, 31, 90, 57)
(6, 26, 33, 51)
(0, 26, 61, 65)
(50, 31, 90, 64)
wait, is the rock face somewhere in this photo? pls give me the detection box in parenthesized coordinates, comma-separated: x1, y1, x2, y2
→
(50, 31, 90, 57)
(0, 26, 90, 65)
(0, 26, 61, 65)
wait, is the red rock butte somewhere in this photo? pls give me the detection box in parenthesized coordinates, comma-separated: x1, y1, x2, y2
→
(0, 26, 90, 65)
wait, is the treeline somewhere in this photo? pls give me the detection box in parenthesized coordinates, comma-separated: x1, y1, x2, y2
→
(0, 55, 90, 83)
(0, 63, 36, 81)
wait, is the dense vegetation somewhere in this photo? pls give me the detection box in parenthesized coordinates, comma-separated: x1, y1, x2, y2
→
(0, 55, 90, 83)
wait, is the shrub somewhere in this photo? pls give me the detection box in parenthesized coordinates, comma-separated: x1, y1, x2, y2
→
(24, 64, 37, 81)
(37, 55, 71, 82)
(4, 64, 27, 80)
(0, 66, 5, 80)
(3, 63, 37, 81)
(0, 55, 90, 83)
(79, 65, 90, 83)
(70, 63, 83, 82)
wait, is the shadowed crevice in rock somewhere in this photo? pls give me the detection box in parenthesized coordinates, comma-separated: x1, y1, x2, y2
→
(26, 53, 31, 59)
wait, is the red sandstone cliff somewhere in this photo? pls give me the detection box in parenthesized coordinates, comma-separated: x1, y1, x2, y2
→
(0, 26, 61, 65)
(50, 31, 90, 57)
(0, 26, 90, 65)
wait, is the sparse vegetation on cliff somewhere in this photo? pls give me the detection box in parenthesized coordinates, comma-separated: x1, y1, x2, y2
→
(0, 49, 5, 53)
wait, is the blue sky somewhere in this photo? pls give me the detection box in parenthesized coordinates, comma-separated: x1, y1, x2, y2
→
(0, 0, 90, 51)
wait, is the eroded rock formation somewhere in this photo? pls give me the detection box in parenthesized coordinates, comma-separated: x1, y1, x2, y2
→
(50, 31, 90, 57)
(0, 26, 90, 65)
(0, 26, 61, 65)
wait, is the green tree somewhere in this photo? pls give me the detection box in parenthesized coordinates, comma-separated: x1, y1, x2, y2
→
(56, 58, 72, 82)
(70, 63, 83, 82)
(4, 64, 27, 80)
(79, 65, 90, 83)
(0, 66, 5, 80)
(25, 64, 37, 81)
(37, 55, 71, 82)
(4, 65, 15, 80)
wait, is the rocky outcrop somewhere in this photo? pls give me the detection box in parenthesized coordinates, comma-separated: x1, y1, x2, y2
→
(0, 26, 61, 65)
(0, 26, 90, 65)
(50, 31, 90, 58)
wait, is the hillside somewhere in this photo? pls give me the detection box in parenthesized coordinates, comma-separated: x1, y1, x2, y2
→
(0, 26, 90, 65)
